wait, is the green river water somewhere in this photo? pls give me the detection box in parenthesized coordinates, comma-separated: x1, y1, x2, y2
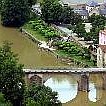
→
(0, 24, 66, 68)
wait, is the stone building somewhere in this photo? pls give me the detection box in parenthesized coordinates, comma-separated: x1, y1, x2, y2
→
(97, 45, 106, 67)
(97, 29, 106, 67)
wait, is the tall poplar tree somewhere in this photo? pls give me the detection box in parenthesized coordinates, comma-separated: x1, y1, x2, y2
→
(1, 0, 30, 26)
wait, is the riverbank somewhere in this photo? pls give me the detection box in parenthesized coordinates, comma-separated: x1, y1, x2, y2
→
(22, 19, 96, 67)
(21, 28, 78, 67)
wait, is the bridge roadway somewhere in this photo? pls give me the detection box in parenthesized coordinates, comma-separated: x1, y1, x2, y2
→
(24, 68, 106, 74)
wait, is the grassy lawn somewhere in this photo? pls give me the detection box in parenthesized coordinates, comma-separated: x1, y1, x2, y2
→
(23, 23, 47, 41)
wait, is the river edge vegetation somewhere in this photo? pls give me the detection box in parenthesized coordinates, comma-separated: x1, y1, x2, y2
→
(0, 0, 104, 105)
(0, 0, 97, 67)
(22, 0, 97, 67)
(0, 42, 62, 106)
(23, 18, 96, 67)
(0, 0, 62, 106)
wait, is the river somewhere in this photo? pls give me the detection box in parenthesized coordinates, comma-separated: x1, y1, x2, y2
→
(0, 24, 68, 68)
(44, 73, 106, 106)
(0, 22, 106, 106)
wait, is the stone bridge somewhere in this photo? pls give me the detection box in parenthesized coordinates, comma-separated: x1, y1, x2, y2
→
(24, 68, 106, 91)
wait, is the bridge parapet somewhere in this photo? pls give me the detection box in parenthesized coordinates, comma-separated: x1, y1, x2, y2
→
(23, 68, 106, 74)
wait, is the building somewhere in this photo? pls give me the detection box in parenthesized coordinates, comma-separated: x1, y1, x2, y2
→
(97, 29, 106, 67)
(74, 9, 88, 19)
(73, 0, 106, 19)
(99, 29, 106, 45)
(86, 1, 100, 16)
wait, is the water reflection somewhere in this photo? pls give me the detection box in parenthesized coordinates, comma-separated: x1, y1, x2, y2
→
(44, 77, 77, 103)
(89, 83, 97, 102)
(44, 74, 106, 106)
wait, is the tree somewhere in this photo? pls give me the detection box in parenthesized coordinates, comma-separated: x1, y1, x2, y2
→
(71, 13, 83, 25)
(0, 42, 25, 106)
(0, 0, 3, 13)
(73, 23, 86, 37)
(59, 6, 74, 24)
(0, 92, 12, 106)
(28, 0, 37, 6)
(25, 83, 62, 106)
(1, 0, 30, 26)
(41, 0, 62, 24)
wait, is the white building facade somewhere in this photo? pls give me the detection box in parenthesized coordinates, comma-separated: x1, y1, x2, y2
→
(97, 29, 106, 67)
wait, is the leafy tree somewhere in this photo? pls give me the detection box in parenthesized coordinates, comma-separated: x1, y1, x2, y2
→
(41, 0, 81, 25)
(1, 0, 30, 26)
(41, 0, 62, 24)
(0, 42, 25, 106)
(73, 23, 86, 37)
(71, 13, 83, 25)
(0, 92, 12, 106)
(59, 6, 74, 24)
(88, 14, 106, 28)
(0, 0, 3, 12)
(28, 0, 37, 6)
(25, 83, 62, 106)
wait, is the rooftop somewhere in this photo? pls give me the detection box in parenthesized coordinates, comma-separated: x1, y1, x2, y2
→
(99, 8, 106, 15)
(74, 9, 88, 16)
(87, 0, 100, 7)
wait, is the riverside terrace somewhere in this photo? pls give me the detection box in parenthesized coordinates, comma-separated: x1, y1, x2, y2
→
(24, 68, 106, 74)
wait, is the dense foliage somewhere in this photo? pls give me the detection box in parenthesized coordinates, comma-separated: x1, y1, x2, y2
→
(72, 23, 86, 38)
(41, 0, 62, 23)
(40, 0, 82, 25)
(70, 14, 106, 44)
(0, 92, 12, 106)
(54, 41, 95, 67)
(25, 84, 62, 106)
(28, 0, 37, 6)
(26, 19, 59, 39)
(88, 14, 106, 43)
(0, 0, 3, 13)
(0, 42, 25, 106)
(0, 42, 62, 106)
(1, 0, 30, 26)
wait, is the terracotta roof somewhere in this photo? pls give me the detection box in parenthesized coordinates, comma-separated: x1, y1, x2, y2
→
(99, 45, 106, 53)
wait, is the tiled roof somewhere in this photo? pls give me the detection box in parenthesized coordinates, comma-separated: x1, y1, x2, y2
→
(99, 9, 106, 15)
(74, 9, 88, 16)
(99, 45, 106, 53)
(87, 1, 99, 7)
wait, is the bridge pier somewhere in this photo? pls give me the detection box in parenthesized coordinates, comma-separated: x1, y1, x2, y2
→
(78, 73, 89, 92)
(102, 73, 106, 90)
